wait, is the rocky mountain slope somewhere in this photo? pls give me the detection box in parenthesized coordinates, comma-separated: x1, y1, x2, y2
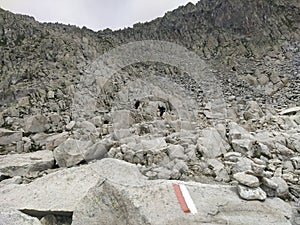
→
(0, 0, 299, 224)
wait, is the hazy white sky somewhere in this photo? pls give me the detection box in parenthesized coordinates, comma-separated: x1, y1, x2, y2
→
(0, 0, 199, 31)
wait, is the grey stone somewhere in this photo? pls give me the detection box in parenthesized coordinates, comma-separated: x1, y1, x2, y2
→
(0, 128, 22, 146)
(291, 156, 300, 169)
(233, 172, 260, 188)
(208, 159, 230, 182)
(197, 127, 229, 158)
(31, 132, 69, 151)
(47, 90, 55, 99)
(228, 122, 253, 141)
(112, 129, 132, 141)
(0, 207, 41, 225)
(275, 142, 294, 156)
(173, 160, 189, 174)
(231, 157, 253, 174)
(207, 159, 224, 171)
(53, 138, 93, 167)
(65, 121, 76, 130)
(40, 215, 57, 225)
(271, 177, 289, 197)
(256, 142, 272, 158)
(184, 145, 197, 160)
(215, 123, 227, 140)
(156, 167, 172, 179)
(0, 176, 22, 186)
(0, 113, 4, 127)
(140, 137, 167, 152)
(24, 115, 48, 133)
(75, 120, 99, 141)
(112, 110, 134, 129)
(215, 168, 230, 182)
(251, 162, 266, 176)
(45, 132, 69, 151)
(293, 115, 300, 125)
(84, 140, 112, 162)
(270, 71, 281, 84)
(168, 145, 186, 160)
(244, 74, 257, 85)
(224, 152, 242, 162)
(71, 161, 291, 225)
(0, 166, 98, 213)
(0, 159, 146, 214)
(287, 133, 300, 153)
(231, 139, 253, 155)
(257, 74, 269, 85)
(245, 101, 264, 117)
(90, 116, 103, 127)
(282, 160, 294, 172)
(237, 185, 267, 201)
(0, 150, 54, 177)
(123, 148, 135, 163)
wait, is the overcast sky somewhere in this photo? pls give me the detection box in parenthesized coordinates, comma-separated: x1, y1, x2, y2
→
(0, 0, 199, 31)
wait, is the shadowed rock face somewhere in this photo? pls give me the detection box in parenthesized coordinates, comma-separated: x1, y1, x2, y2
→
(0, 0, 299, 224)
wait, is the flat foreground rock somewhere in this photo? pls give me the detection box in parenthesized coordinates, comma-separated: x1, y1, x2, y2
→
(0, 159, 293, 224)
(0, 207, 41, 225)
(72, 178, 291, 225)
(0, 150, 54, 177)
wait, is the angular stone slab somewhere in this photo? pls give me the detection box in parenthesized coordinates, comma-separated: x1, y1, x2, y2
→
(0, 159, 145, 215)
(0, 165, 99, 214)
(0, 150, 54, 177)
(72, 179, 292, 225)
(76, 161, 291, 225)
(237, 185, 267, 201)
(197, 127, 229, 158)
(53, 138, 113, 167)
(0, 128, 22, 145)
(0, 158, 293, 224)
(233, 172, 260, 188)
(53, 138, 93, 167)
(24, 115, 48, 133)
(279, 107, 300, 115)
(0, 207, 41, 225)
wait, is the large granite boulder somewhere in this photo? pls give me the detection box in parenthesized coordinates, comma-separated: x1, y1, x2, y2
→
(53, 138, 93, 167)
(53, 138, 112, 167)
(0, 128, 22, 146)
(197, 127, 230, 158)
(72, 162, 292, 225)
(24, 115, 48, 133)
(0, 207, 41, 225)
(0, 150, 54, 177)
(0, 159, 293, 225)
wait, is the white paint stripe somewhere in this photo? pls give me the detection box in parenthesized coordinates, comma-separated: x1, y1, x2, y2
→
(179, 184, 198, 214)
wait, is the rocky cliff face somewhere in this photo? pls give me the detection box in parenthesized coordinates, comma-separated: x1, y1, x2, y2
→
(0, 9, 116, 109)
(0, 1, 300, 224)
(112, 0, 299, 58)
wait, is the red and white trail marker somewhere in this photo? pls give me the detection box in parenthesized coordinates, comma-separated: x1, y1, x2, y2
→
(173, 183, 198, 214)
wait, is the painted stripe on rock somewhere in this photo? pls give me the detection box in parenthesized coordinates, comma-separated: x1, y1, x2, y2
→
(173, 183, 190, 213)
(173, 183, 197, 214)
(179, 184, 198, 214)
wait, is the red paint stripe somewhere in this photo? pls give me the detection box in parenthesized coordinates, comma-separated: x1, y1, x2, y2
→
(173, 184, 191, 213)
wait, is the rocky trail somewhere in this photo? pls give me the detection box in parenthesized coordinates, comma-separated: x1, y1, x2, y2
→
(0, 0, 300, 224)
